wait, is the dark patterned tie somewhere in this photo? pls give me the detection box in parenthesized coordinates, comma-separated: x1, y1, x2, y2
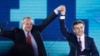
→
(78, 37, 82, 51)
(27, 32, 32, 45)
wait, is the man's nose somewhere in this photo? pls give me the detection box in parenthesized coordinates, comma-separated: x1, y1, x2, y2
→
(79, 28, 81, 31)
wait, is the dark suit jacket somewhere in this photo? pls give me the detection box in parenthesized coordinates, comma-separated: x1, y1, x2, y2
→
(0, 12, 58, 56)
(59, 19, 99, 56)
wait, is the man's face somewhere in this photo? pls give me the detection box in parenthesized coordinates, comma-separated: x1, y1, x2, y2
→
(22, 18, 33, 32)
(73, 23, 85, 36)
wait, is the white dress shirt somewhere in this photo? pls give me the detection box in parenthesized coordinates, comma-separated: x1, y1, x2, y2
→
(77, 34, 85, 51)
(24, 30, 38, 56)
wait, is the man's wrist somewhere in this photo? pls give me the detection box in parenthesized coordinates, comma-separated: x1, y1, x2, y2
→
(60, 16, 65, 19)
(61, 15, 65, 16)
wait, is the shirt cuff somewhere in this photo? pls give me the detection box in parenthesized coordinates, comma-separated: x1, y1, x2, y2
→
(54, 9, 58, 15)
(60, 16, 65, 19)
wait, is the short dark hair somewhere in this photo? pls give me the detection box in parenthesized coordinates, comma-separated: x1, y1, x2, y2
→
(72, 20, 85, 28)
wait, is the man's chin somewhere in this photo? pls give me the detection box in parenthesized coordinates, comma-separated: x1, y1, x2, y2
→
(78, 34, 84, 36)
(25, 30, 31, 32)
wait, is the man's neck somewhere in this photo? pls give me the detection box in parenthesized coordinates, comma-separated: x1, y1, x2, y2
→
(77, 34, 85, 39)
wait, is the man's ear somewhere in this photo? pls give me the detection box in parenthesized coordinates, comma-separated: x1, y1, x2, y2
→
(73, 29, 75, 33)
(22, 23, 24, 29)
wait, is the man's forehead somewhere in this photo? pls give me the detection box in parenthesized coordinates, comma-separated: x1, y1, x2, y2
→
(74, 23, 84, 27)
(75, 23, 84, 26)
(23, 18, 33, 23)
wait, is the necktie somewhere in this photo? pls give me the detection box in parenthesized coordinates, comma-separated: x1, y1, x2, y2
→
(27, 32, 32, 45)
(78, 37, 82, 51)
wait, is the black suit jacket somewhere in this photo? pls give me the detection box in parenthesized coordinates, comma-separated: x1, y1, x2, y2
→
(59, 19, 99, 56)
(0, 12, 58, 56)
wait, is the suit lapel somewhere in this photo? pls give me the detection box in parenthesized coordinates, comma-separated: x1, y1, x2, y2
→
(85, 36, 88, 50)
(21, 29, 27, 43)
(74, 36, 81, 51)
(31, 30, 38, 43)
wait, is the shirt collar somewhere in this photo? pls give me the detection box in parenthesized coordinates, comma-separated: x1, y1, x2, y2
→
(77, 34, 85, 41)
(23, 29, 31, 37)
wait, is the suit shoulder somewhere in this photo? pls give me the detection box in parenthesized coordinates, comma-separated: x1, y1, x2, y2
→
(11, 27, 22, 32)
(86, 36, 94, 41)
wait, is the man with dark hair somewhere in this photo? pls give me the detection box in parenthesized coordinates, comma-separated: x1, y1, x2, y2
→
(0, 5, 65, 56)
(59, 5, 99, 56)
(72, 20, 85, 28)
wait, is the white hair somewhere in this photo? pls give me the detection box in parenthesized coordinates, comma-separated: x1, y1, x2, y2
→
(20, 17, 34, 28)
(22, 17, 34, 24)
